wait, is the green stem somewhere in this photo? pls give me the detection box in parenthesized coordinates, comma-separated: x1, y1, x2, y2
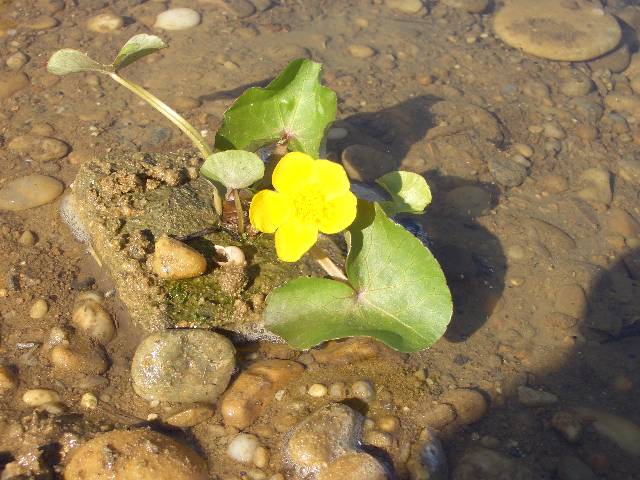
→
(233, 189, 245, 235)
(108, 72, 212, 159)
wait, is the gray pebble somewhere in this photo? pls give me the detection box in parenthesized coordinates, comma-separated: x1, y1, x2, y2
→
(488, 156, 528, 187)
(517, 386, 558, 407)
(559, 69, 593, 97)
(131, 329, 235, 403)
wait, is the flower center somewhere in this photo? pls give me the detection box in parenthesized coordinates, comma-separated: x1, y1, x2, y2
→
(292, 187, 326, 225)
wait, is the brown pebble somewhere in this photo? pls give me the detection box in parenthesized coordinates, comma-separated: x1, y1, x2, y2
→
(0, 366, 18, 393)
(18, 230, 37, 246)
(0, 72, 30, 100)
(151, 235, 207, 280)
(221, 359, 304, 428)
(439, 388, 488, 425)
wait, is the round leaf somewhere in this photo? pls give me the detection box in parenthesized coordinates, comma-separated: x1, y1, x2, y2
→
(264, 201, 452, 352)
(376, 171, 432, 216)
(113, 34, 167, 71)
(200, 150, 265, 189)
(47, 49, 109, 76)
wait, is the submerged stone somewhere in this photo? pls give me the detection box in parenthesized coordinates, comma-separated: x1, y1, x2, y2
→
(494, 0, 621, 62)
(0, 174, 64, 211)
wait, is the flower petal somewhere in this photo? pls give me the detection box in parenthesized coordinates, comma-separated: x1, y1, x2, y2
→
(249, 190, 292, 233)
(318, 191, 358, 234)
(274, 220, 318, 262)
(312, 159, 351, 198)
(272, 152, 314, 194)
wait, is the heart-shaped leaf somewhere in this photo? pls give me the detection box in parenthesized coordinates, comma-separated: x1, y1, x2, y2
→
(376, 171, 432, 216)
(264, 201, 452, 352)
(113, 34, 167, 71)
(47, 49, 109, 76)
(200, 150, 265, 189)
(215, 58, 337, 158)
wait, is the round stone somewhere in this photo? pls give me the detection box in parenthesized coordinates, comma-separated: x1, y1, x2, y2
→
(488, 156, 528, 187)
(0, 175, 64, 211)
(7, 134, 70, 161)
(131, 329, 235, 403)
(64, 429, 208, 480)
(6, 51, 28, 70)
(26, 15, 58, 30)
(227, 433, 259, 464)
(87, 12, 123, 33)
(348, 44, 376, 59)
(154, 8, 201, 31)
(493, 0, 621, 62)
(558, 69, 593, 97)
(0, 72, 30, 100)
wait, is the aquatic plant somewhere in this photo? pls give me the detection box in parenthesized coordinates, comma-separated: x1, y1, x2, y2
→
(47, 34, 452, 352)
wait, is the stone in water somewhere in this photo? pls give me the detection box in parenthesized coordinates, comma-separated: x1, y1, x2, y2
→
(154, 8, 201, 30)
(494, 0, 621, 62)
(0, 175, 64, 211)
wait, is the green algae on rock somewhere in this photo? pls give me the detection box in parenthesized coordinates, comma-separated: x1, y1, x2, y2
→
(65, 150, 326, 336)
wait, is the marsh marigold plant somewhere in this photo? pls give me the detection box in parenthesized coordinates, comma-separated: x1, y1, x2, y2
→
(249, 152, 357, 262)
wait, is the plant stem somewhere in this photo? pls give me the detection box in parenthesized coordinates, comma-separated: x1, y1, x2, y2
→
(232, 189, 245, 235)
(309, 245, 347, 281)
(108, 72, 212, 159)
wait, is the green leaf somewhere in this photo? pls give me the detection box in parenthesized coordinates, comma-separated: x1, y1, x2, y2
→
(113, 34, 167, 71)
(47, 49, 109, 76)
(264, 202, 452, 352)
(215, 58, 337, 158)
(200, 150, 265, 189)
(376, 171, 432, 216)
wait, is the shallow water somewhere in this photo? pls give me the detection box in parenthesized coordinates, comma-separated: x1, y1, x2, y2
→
(1, 0, 639, 479)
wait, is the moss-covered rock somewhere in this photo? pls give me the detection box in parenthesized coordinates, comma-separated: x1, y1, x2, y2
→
(65, 150, 335, 336)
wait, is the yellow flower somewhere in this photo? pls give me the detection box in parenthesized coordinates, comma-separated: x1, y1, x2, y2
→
(249, 152, 358, 262)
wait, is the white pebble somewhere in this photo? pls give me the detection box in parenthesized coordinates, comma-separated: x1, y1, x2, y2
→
(80, 392, 98, 409)
(46, 327, 69, 348)
(29, 298, 48, 319)
(351, 380, 375, 401)
(307, 383, 327, 397)
(23, 388, 60, 406)
(6, 51, 28, 70)
(154, 8, 201, 31)
(72, 300, 115, 344)
(228, 433, 260, 463)
(86, 13, 123, 33)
